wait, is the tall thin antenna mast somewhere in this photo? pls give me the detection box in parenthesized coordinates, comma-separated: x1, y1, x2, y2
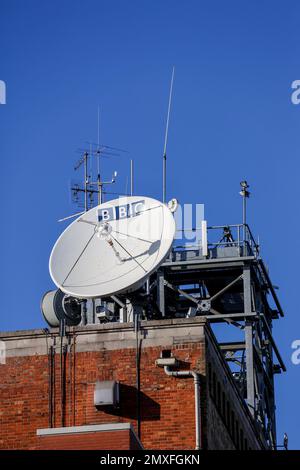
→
(97, 106, 101, 204)
(130, 159, 134, 196)
(97, 105, 100, 149)
(84, 152, 88, 212)
(163, 66, 175, 204)
(239, 180, 250, 255)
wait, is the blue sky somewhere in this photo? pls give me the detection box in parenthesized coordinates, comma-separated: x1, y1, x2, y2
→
(1, 0, 300, 449)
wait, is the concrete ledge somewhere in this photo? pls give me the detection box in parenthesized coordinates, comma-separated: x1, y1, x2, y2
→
(0, 316, 207, 339)
(37, 423, 132, 436)
(0, 317, 207, 357)
(37, 422, 144, 450)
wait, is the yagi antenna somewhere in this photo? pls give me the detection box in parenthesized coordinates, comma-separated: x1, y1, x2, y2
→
(163, 66, 175, 204)
(58, 107, 128, 222)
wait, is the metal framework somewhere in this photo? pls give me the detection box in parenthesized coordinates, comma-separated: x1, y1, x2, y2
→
(57, 207, 286, 449)
(62, 213, 285, 450)
(79, 221, 285, 448)
(153, 223, 285, 449)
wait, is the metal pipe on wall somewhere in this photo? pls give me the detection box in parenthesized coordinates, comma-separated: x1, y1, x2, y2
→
(45, 329, 56, 429)
(68, 334, 72, 427)
(164, 366, 202, 450)
(73, 333, 76, 426)
(135, 313, 141, 439)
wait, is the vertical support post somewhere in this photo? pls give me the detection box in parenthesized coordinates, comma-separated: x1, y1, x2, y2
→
(120, 304, 128, 323)
(157, 270, 165, 317)
(135, 312, 141, 438)
(111, 295, 126, 323)
(84, 152, 88, 212)
(243, 265, 255, 415)
(82, 300, 87, 325)
(240, 181, 250, 255)
(130, 159, 134, 196)
(91, 299, 96, 324)
(201, 220, 208, 257)
(243, 195, 248, 256)
(243, 193, 246, 241)
(85, 300, 95, 324)
(245, 323, 255, 413)
(163, 153, 167, 204)
(59, 318, 66, 427)
(99, 182, 103, 205)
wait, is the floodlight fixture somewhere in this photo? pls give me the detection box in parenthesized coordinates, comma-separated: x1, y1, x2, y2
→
(239, 180, 250, 198)
(240, 180, 249, 189)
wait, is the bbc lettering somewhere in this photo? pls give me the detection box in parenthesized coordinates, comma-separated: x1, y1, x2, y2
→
(98, 200, 145, 222)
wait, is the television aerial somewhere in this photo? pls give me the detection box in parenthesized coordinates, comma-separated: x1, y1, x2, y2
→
(49, 196, 176, 299)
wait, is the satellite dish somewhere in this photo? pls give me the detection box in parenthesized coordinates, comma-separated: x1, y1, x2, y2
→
(49, 196, 176, 298)
(41, 289, 82, 327)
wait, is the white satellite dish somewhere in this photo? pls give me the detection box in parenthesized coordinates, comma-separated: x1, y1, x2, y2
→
(49, 196, 176, 298)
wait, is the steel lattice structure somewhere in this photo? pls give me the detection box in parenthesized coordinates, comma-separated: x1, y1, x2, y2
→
(152, 223, 286, 449)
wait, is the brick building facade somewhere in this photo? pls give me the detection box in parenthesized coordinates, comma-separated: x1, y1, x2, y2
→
(0, 317, 264, 450)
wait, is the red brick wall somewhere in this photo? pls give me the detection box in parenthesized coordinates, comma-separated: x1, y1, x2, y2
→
(0, 355, 49, 449)
(0, 342, 205, 450)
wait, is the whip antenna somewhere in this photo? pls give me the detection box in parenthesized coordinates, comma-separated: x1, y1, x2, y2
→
(163, 66, 175, 203)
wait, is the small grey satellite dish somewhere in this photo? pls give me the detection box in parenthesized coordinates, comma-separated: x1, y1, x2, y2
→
(49, 196, 176, 298)
(41, 289, 82, 327)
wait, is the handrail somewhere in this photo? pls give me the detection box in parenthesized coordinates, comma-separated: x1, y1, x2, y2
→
(172, 223, 260, 258)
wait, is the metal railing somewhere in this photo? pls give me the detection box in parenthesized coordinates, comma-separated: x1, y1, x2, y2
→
(171, 223, 260, 259)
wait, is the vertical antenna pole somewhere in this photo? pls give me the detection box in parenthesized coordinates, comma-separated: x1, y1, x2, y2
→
(130, 159, 134, 196)
(163, 66, 175, 204)
(97, 106, 100, 149)
(84, 152, 88, 212)
(97, 166, 102, 205)
(99, 183, 103, 205)
(242, 195, 246, 256)
(243, 195, 246, 233)
(239, 180, 250, 254)
(97, 106, 101, 205)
